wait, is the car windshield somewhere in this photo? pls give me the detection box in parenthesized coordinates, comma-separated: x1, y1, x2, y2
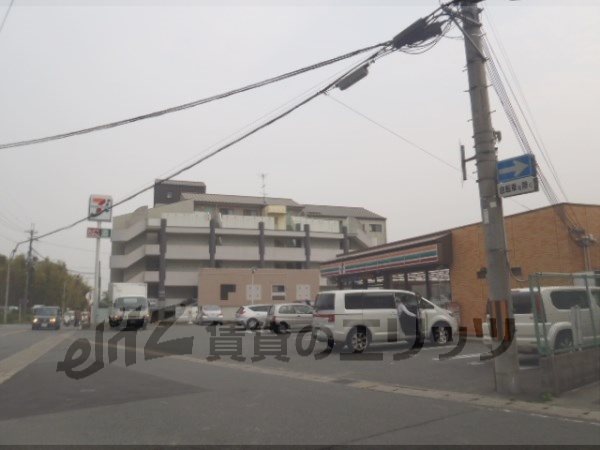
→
(203, 305, 221, 312)
(114, 297, 147, 311)
(34, 307, 59, 316)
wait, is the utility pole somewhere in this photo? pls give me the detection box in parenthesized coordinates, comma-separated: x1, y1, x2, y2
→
(20, 227, 35, 323)
(3, 244, 19, 324)
(459, 1, 519, 394)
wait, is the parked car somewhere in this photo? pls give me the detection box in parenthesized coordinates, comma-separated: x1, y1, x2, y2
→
(234, 304, 271, 330)
(266, 303, 314, 333)
(109, 296, 151, 330)
(482, 286, 600, 353)
(32, 306, 62, 330)
(63, 309, 75, 326)
(312, 289, 458, 352)
(196, 305, 224, 326)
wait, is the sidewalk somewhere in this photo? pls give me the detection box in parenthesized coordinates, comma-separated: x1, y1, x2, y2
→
(547, 381, 600, 411)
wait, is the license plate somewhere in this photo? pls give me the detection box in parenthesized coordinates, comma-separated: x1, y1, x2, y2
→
(41, 323, 47, 328)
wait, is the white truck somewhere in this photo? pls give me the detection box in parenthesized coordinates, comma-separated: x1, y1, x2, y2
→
(110, 282, 148, 304)
(108, 282, 150, 329)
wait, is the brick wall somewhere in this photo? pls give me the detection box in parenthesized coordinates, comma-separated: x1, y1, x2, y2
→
(450, 204, 600, 333)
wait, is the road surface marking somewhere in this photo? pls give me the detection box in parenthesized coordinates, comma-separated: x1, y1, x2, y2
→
(0, 332, 73, 384)
(0, 329, 28, 339)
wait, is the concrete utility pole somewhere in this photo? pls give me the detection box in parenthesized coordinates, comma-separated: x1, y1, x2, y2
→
(20, 227, 35, 322)
(3, 244, 19, 324)
(459, 1, 519, 394)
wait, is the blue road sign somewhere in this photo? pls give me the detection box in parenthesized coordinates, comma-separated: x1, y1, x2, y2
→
(497, 154, 536, 183)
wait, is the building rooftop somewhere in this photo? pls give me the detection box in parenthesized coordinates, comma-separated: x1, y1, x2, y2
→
(179, 193, 385, 220)
(155, 179, 206, 187)
(181, 192, 301, 207)
(302, 204, 385, 220)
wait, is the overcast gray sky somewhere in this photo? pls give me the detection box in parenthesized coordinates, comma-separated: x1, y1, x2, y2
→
(1, 0, 598, 291)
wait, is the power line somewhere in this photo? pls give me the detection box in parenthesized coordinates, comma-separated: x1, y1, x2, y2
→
(11, 8, 456, 245)
(22, 46, 394, 245)
(37, 239, 110, 255)
(0, 41, 390, 151)
(326, 93, 460, 171)
(119, 52, 389, 201)
(480, 35, 583, 231)
(325, 93, 533, 214)
(0, 212, 24, 233)
(0, 0, 14, 36)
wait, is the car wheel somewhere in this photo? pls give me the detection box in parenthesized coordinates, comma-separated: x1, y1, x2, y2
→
(278, 322, 289, 334)
(246, 318, 259, 330)
(554, 330, 573, 352)
(346, 327, 369, 353)
(432, 325, 451, 345)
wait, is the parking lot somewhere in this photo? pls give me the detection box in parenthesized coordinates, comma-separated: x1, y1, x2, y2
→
(0, 323, 598, 445)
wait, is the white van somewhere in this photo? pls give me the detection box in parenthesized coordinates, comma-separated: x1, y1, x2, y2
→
(312, 289, 458, 352)
(482, 286, 600, 353)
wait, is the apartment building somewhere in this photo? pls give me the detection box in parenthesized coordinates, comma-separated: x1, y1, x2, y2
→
(110, 180, 386, 306)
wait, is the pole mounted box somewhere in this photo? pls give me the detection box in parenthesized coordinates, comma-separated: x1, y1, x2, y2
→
(392, 19, 443, 49)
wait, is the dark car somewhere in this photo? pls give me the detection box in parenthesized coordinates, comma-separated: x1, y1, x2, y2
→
(32, 306, 62, 330)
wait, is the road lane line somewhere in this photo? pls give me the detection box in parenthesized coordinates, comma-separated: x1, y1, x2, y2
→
(0, 332, 73, 384)
(0, 329, 28, 339)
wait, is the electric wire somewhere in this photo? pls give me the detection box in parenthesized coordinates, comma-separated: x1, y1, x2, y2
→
(483, 10, 571, 203)
(440, 0, 581, 230)
(19, 46, 394, 245)
(9, 6, 457, 246)
(0, 0, 14, 36)
(481, 36, 583, 232)
(0, 42, 390, 151)
(326, 94, 533, 213)
(326, 93, 459, 171)
(120, 47, 399, 201)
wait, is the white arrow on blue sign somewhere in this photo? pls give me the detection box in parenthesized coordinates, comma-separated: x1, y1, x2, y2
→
(497, 154, 536, 183)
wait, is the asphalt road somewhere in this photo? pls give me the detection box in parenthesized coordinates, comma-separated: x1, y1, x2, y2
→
(0, 323, 598, 445)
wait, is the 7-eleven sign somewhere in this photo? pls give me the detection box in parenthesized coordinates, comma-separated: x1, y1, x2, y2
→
(88, 195, 113, 222)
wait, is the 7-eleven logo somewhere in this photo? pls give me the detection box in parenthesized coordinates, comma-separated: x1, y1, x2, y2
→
(88, 195, 113, 222)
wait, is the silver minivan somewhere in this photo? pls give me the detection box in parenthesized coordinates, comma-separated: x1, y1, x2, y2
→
(482, 286, 600, 353)
(312, 289, 458, 352)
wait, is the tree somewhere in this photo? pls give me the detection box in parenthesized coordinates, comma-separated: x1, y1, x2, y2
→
(0, 254, 90, 312)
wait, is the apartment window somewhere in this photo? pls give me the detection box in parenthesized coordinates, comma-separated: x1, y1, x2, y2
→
(166, 191, 173, 199)
(369, 223, 383, 232)
(243, 209, 258, 216)
(220, 284, 236, 301)
(272, 285, 286, 301)
(220, 208, 233, 216)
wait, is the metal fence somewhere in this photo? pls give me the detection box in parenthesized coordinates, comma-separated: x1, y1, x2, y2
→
(528, 272, 600, 356)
